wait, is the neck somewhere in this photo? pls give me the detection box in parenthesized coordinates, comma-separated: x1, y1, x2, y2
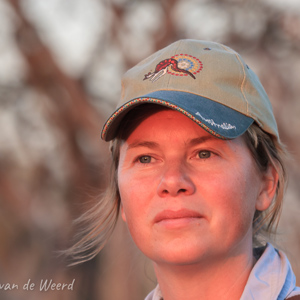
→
(154, 248, 255, 300)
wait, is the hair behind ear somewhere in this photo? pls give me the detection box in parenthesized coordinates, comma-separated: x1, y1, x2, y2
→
(244, 123, 288, 246)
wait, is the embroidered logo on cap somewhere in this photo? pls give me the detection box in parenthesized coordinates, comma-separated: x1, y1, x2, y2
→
(144, 54, 203, 82)
(196, 112, 236, 130)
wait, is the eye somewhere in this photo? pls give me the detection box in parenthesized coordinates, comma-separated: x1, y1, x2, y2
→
(198, 150, 211, 159)
(138, 155, 152, 163)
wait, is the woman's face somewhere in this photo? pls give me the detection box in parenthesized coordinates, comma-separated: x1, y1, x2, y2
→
(118, 108, 274, 266)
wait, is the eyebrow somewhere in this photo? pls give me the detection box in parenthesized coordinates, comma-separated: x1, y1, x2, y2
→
(187, 135, 218, 146)
(127, 140, 160, 150)
(126, 135, 219, 150)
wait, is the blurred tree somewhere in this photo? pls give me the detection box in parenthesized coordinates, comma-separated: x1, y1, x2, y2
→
(0, 0, 299, 299)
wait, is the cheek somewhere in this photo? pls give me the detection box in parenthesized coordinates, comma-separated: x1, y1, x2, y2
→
(118, 178, 141, 237)
(118, 169, 153, 229)
(118, 171, 136, 222)
(118, 174, 153, 252)
(208, 166, 261, 235)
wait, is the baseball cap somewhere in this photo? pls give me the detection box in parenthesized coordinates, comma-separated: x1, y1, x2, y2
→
(101, 39, 278, 141)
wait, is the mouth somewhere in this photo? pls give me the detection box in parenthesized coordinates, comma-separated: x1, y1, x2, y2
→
(154, 209, 203, 225)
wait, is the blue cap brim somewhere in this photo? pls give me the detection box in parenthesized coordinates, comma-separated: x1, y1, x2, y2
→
(101, 90, 254, 141)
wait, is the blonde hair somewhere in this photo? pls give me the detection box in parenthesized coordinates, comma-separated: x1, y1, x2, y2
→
(244, 123, 288, 246)
(65, 139, 121, 265)
(66, 108, 288, 265)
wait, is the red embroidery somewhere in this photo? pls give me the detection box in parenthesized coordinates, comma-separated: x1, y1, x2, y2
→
(144, 54, 202, 82)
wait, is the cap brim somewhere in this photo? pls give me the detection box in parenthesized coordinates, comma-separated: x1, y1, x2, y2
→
(101, 90, 254, 141)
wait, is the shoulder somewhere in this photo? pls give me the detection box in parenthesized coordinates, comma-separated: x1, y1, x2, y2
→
(144, 285, 162, 300)
(286, 287, 300, 299)
(241, 243, 299, 299)
(144, 290, 154, 300)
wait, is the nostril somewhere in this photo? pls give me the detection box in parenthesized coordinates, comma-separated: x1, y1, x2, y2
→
(162, 188, 187, 195)
(161, 189, 169, 195)
(157, 169, 196, 197)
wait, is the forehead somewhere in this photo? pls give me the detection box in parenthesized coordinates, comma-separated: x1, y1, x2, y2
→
(119, 106, 256, 159)
(123, 107, 220, 144)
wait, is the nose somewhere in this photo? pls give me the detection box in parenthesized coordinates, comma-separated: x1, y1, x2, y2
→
(157, 162, 196, 197)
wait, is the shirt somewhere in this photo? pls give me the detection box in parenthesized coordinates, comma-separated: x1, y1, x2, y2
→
(144, 243, 300, 300)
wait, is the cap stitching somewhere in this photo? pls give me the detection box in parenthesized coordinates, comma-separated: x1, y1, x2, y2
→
(234, 53, 249, 115)
(219, 44, 249, 115)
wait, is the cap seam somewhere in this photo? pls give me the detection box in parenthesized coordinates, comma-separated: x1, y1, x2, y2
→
(219, 44, 249, 115)
(166, 40, 183, 88)
(234, 53, 249, 115)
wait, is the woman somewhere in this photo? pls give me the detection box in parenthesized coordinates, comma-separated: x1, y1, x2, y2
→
(70, 40, 300, 299)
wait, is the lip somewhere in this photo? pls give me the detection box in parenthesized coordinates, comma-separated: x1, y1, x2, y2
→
(154, 209, 203, 224)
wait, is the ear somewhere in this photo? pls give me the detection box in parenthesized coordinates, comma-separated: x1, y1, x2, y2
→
(255, 164, 279, 211)
(120, 203, 127, 222)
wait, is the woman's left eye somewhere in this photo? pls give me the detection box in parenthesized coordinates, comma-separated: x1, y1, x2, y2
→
(138, 155, 152, 163)
(197, 150, 211, 159)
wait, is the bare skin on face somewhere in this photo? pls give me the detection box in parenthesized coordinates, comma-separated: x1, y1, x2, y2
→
(118, 109, 278, 300)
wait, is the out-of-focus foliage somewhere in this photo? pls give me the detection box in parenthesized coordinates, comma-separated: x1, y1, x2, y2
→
(0, 0, 299, 299)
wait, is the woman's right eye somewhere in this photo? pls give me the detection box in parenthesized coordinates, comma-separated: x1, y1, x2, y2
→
(198, 150, 211, 159)
(138, 155, 152, 164)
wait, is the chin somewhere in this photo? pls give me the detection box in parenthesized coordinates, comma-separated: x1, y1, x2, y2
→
(151, 243, 211, 266)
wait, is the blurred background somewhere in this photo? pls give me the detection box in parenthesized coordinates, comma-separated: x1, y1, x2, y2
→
(0, 0, 300, 299)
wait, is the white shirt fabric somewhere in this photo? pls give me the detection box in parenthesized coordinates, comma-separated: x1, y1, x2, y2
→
(144, 243, 300, 300)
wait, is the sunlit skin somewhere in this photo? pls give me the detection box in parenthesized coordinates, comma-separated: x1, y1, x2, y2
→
(118, 108, 278, 300)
